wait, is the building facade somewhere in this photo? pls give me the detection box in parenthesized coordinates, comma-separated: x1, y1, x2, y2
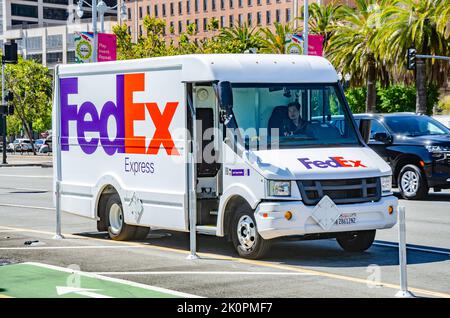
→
(123, 0, 350, 42)
(1, 0, 119, 67)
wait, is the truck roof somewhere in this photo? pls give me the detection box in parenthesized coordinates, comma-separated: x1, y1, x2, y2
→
(56, 54, 338, 83)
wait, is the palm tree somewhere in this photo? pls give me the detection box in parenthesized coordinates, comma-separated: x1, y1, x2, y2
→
(259, 22, 297, 54)
(305, 1, 344, 49)
(378, 0, 449, 113)
(327, 0, 387, 113)
(219, 23, 263, 52)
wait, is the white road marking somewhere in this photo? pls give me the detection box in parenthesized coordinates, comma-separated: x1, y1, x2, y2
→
(0, 203, 54, 211)
(56, 286, 112, 298)
(25, 262, 200, 298)
(94, 271, 315, 276)
(0, 174, 52, 178)
(0, 245, 146, 250)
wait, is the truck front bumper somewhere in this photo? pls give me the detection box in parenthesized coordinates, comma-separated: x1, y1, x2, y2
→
(255, 195, 398, 240)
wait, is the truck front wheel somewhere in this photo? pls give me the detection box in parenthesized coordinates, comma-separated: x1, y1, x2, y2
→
(230, 206, 272, 259)
(106, 194, 136, 241)
(336, 230, 376, 252)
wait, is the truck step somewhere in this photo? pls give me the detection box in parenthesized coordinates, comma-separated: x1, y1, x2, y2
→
(196, 225, 217, 236)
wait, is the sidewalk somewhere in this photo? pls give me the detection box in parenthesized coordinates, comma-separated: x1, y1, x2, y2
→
(0, 153, 53, 167)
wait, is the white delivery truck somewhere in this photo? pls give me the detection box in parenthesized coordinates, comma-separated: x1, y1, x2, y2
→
(53, 54, 397, 259)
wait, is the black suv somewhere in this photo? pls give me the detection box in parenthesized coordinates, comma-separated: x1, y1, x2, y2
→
(354, 113, 450, 200)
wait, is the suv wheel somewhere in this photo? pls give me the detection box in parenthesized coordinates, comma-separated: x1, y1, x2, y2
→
(398, 164, 429, 200)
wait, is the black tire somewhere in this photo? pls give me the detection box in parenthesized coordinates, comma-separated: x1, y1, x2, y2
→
(230, 205, 272, 259)
(336, 230, 376, 252)
(398, 164, 429, 200)
(106, 194, 136, 241)
(134, 226, 150, 240)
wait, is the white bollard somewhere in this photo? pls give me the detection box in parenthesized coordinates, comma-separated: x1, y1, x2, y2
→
(395, 206, 415, 298)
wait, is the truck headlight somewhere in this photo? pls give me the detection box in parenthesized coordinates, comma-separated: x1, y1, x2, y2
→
(381, 176, 392, 194)
(425, 145, 448, 153)
(268, 180, 291, 197)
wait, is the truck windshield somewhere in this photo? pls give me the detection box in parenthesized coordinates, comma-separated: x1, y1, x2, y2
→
(230, 83, 361, 149)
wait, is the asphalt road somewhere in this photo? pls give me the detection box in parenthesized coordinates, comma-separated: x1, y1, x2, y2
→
(0, 166, 449, 298)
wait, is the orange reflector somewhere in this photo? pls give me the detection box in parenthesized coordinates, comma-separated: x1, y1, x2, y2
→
(388, 206, 394, 215)
(420, 160, 425, 167)
(262, 213, 269, 218)
(285, 211, 293, 220)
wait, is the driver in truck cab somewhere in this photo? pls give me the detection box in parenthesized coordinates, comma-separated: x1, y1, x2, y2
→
(284, 101, 308, 136)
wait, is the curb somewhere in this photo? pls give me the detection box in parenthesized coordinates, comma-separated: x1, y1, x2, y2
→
(0, 163, 52, 168)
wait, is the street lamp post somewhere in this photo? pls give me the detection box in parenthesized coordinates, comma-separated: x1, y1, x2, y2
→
(76, 0, 127, 62)
(303, 0, 309, 55)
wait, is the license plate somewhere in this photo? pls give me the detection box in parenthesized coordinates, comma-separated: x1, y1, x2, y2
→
(335, 213, 357, 225)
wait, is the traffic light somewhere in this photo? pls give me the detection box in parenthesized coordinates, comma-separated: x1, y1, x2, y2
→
(407, 47, 416, 70)
(3, 40, 18, 64)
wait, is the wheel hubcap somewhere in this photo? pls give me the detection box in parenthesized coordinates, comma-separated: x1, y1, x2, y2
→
(109, 203, 123, 235)
(401, 171, 419, 195)
(237, 215, 256, 251)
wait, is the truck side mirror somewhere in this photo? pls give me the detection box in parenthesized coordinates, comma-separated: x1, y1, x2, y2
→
(359, 119, 371, 144)
(214, 81, 233, 111)
(373, 132, 392, 144)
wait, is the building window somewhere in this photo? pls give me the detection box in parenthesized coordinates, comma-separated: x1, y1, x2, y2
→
(154, 4, 159, 17)
(203, 0, 207, 11)
(266, 10, 271, 25)
(257, 11, 262, 25)
(46, 34, 62, 50)
(229, 15, 234, 27)
(43, 7, 68, 20)
(178, 1, 182, 15)
(203, 17, 207, 31)
(238, 0, 243, 8)
(221, 0, 225, 10)
(220, 16, 224, 28)
(162, 4, 166, 16)
(139, 25, 143, 36)
(212, 0, 216, 11)
(147, 6, 150, 15)
(247, 12, 252, 26)
(127, 8, 131, 20)
(238, 14, 243, 26)
(46, 52, 63, 64)
(195, 0, 199, 12)
(195, 18, 199, 31)
(11, 4, 38, 18)
(248, 0, 252, 6)
(257, 0, 261, 5)
(275, 9, 280, 23)
(230, 0, 234, 9)
(178, 20, 183, 33)
(67, 51, 75, 63)
(170, 2, 174, 15)
(43, 0, 68, 4)
(187, 0, 191, 14)
(139, 6, 143, 19)
(26, 36, 42, 51)
(285, 8, 291, 23)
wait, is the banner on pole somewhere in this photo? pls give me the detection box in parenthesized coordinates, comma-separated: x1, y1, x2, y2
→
(97, 33, 117, 62)
(285, 34, 324, 56)
(74, 32, 94, 63)
(74, 32, 117, 63)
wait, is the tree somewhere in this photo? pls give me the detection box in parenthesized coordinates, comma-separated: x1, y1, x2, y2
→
(260, 22, 297, 54)
(327, 0, 387, 113)
(305, 1, 344, 48)
(378, 0, 449, 114)
(5, 58, 52, 154)
(219, 23, 263, 53)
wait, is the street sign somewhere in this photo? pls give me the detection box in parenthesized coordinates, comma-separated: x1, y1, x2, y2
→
(74, 32, 117, 63)
(285, 34, 324, 56)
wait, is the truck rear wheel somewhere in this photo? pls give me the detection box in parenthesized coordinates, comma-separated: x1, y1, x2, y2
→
(106, 194, 136, 241)
(230, 205, 272, 259)
(336, 230, 376, 252)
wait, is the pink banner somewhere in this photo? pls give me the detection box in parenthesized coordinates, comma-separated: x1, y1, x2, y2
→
(308, 35, 324, 57)
(97, 33, 117, 62)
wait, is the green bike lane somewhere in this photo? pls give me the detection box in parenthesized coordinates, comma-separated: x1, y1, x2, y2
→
(0, 262, 198, 298)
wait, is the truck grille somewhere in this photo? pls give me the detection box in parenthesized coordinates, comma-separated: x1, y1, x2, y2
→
(297, 177, 381, 206)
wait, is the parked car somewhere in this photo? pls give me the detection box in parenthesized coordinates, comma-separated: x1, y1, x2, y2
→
(34, 139, 46, 152)
(355, 113, 450, 199)
(39, 135, 52, 154)
(8, 139, 33, 153)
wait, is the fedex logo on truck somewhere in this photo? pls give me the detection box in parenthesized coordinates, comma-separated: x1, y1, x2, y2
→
(60, 73, 179, 156)
(298, 157, 367, 169)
